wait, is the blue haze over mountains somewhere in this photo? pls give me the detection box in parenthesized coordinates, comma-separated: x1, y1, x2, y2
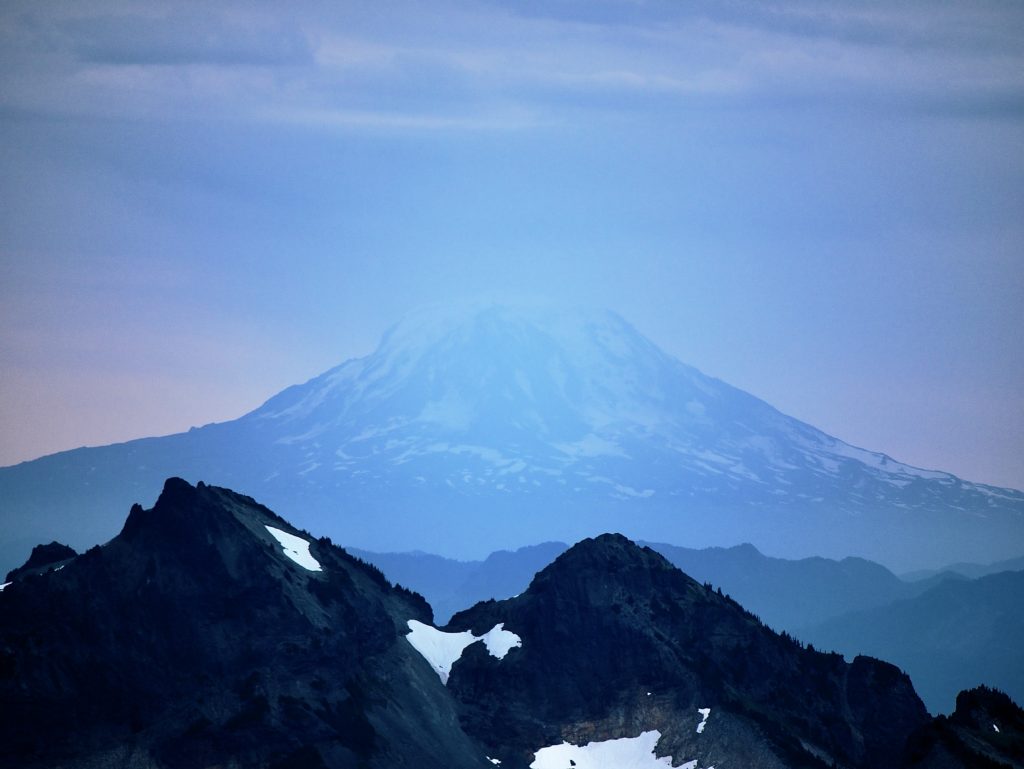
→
(1, 303, 1022, 577)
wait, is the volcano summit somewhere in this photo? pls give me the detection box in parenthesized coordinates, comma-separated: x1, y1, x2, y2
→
(1, 304, 1021, 573)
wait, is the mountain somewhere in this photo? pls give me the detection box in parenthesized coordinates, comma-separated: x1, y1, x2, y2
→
(800, 570, 1024, 715)
(2, 303, 1022, 575)
(901, 555, 1024, 583)
(906, 686, 1024, 768)
(442, 533, 928, 769)
(4, 540, 77, 582)
(645, 541, 938, 631)
(356, 540, 1022, 709)
(350, 541, 570, 623)
(0, 478, 487, 769)
(3, 480, 1021, 768)
(355, 539, 953, 630)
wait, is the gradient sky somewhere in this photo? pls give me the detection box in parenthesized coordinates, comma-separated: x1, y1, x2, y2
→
(1, 0, 1022, 489)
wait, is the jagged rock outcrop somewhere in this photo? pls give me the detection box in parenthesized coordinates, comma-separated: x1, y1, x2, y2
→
(4, 540, 77, 582)
(905, 686, 1024, 768)
(2, 483, 1021, 769)
(445, 533, 930, 769)
(0, 478, 486, 769)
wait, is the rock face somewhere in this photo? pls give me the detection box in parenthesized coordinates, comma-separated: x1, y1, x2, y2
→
(4, 540, 77, 582)
(2, 481, 1021, 769)
(444, 533, 930, 769)
(0, 479, 485, 769)
(905, 686, 1024, 768)
(2, 304, 1022, 576)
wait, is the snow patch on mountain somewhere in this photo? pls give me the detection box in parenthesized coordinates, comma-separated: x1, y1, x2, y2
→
(406, 619, 521, 684)
(405, 620, 478, 684)
(530, 730, 675, 768)
(697, 707, 711, 733)
(264, 526, 322, 572)
(480, 623, 522, 658)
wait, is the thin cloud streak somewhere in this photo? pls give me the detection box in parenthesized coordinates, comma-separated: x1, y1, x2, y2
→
(1, 1, 1021, 131)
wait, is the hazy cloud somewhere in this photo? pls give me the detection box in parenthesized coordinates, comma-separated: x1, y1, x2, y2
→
(1, 0, 1022, 129)
(64, 11, 313, 67)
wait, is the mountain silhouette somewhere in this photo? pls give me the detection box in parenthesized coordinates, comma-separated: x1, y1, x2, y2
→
(3, 481, 1020, 768)
(0, 479, 485, 768)
(444, 533, 929, 768)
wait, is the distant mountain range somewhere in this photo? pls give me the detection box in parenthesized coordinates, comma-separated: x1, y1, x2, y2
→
(900, 555, 1024, 582)
(800, 569, 1024, 717)
(352, 539, 1023, 714)
(351, 540, 936, 628)
(3, 479, 1020, 768)
(2, 304, 1022, 576)
(348, 542, 570, 625)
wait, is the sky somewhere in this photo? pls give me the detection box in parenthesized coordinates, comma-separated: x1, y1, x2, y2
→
(1, 0, 1022, 489)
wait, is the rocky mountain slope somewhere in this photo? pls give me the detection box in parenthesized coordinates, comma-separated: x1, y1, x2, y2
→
(443, 533, 930, 769)
(2, 480, 1020, 768)
(0, 479, 487, 769)
(905, 686, 1024, 768)
(2, 304, 1022, 575)
(356, 540, 1023, 713)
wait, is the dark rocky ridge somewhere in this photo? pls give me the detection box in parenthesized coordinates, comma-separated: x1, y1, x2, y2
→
(353, 539, 1023, 715)
(445, 534, 928, 769)
(905, 686, 1024, 768)
(2, 482, 1022, 769)
(4, 540, 77, 582)
(0, 478, 485, 769)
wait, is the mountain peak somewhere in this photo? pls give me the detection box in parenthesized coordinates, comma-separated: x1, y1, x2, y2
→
(251, 300, 684, 440)
(2, 304, 1022, 575)
(445, 531, 930, 769)
(121, 476, 224, 542)
(534, 532, 674, 579)
(4, 540, 77, 583)
(374, 301, 636, 356)
(456, 532, 716, 632)
(0, 481, 482, 768)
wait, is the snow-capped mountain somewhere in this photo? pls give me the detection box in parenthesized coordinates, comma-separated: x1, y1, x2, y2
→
(1, 303, 1021, 573)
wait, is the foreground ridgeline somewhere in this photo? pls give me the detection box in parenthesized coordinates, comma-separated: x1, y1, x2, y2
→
(0, 478, 480, 768)
(1, 480, 1021, 769)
